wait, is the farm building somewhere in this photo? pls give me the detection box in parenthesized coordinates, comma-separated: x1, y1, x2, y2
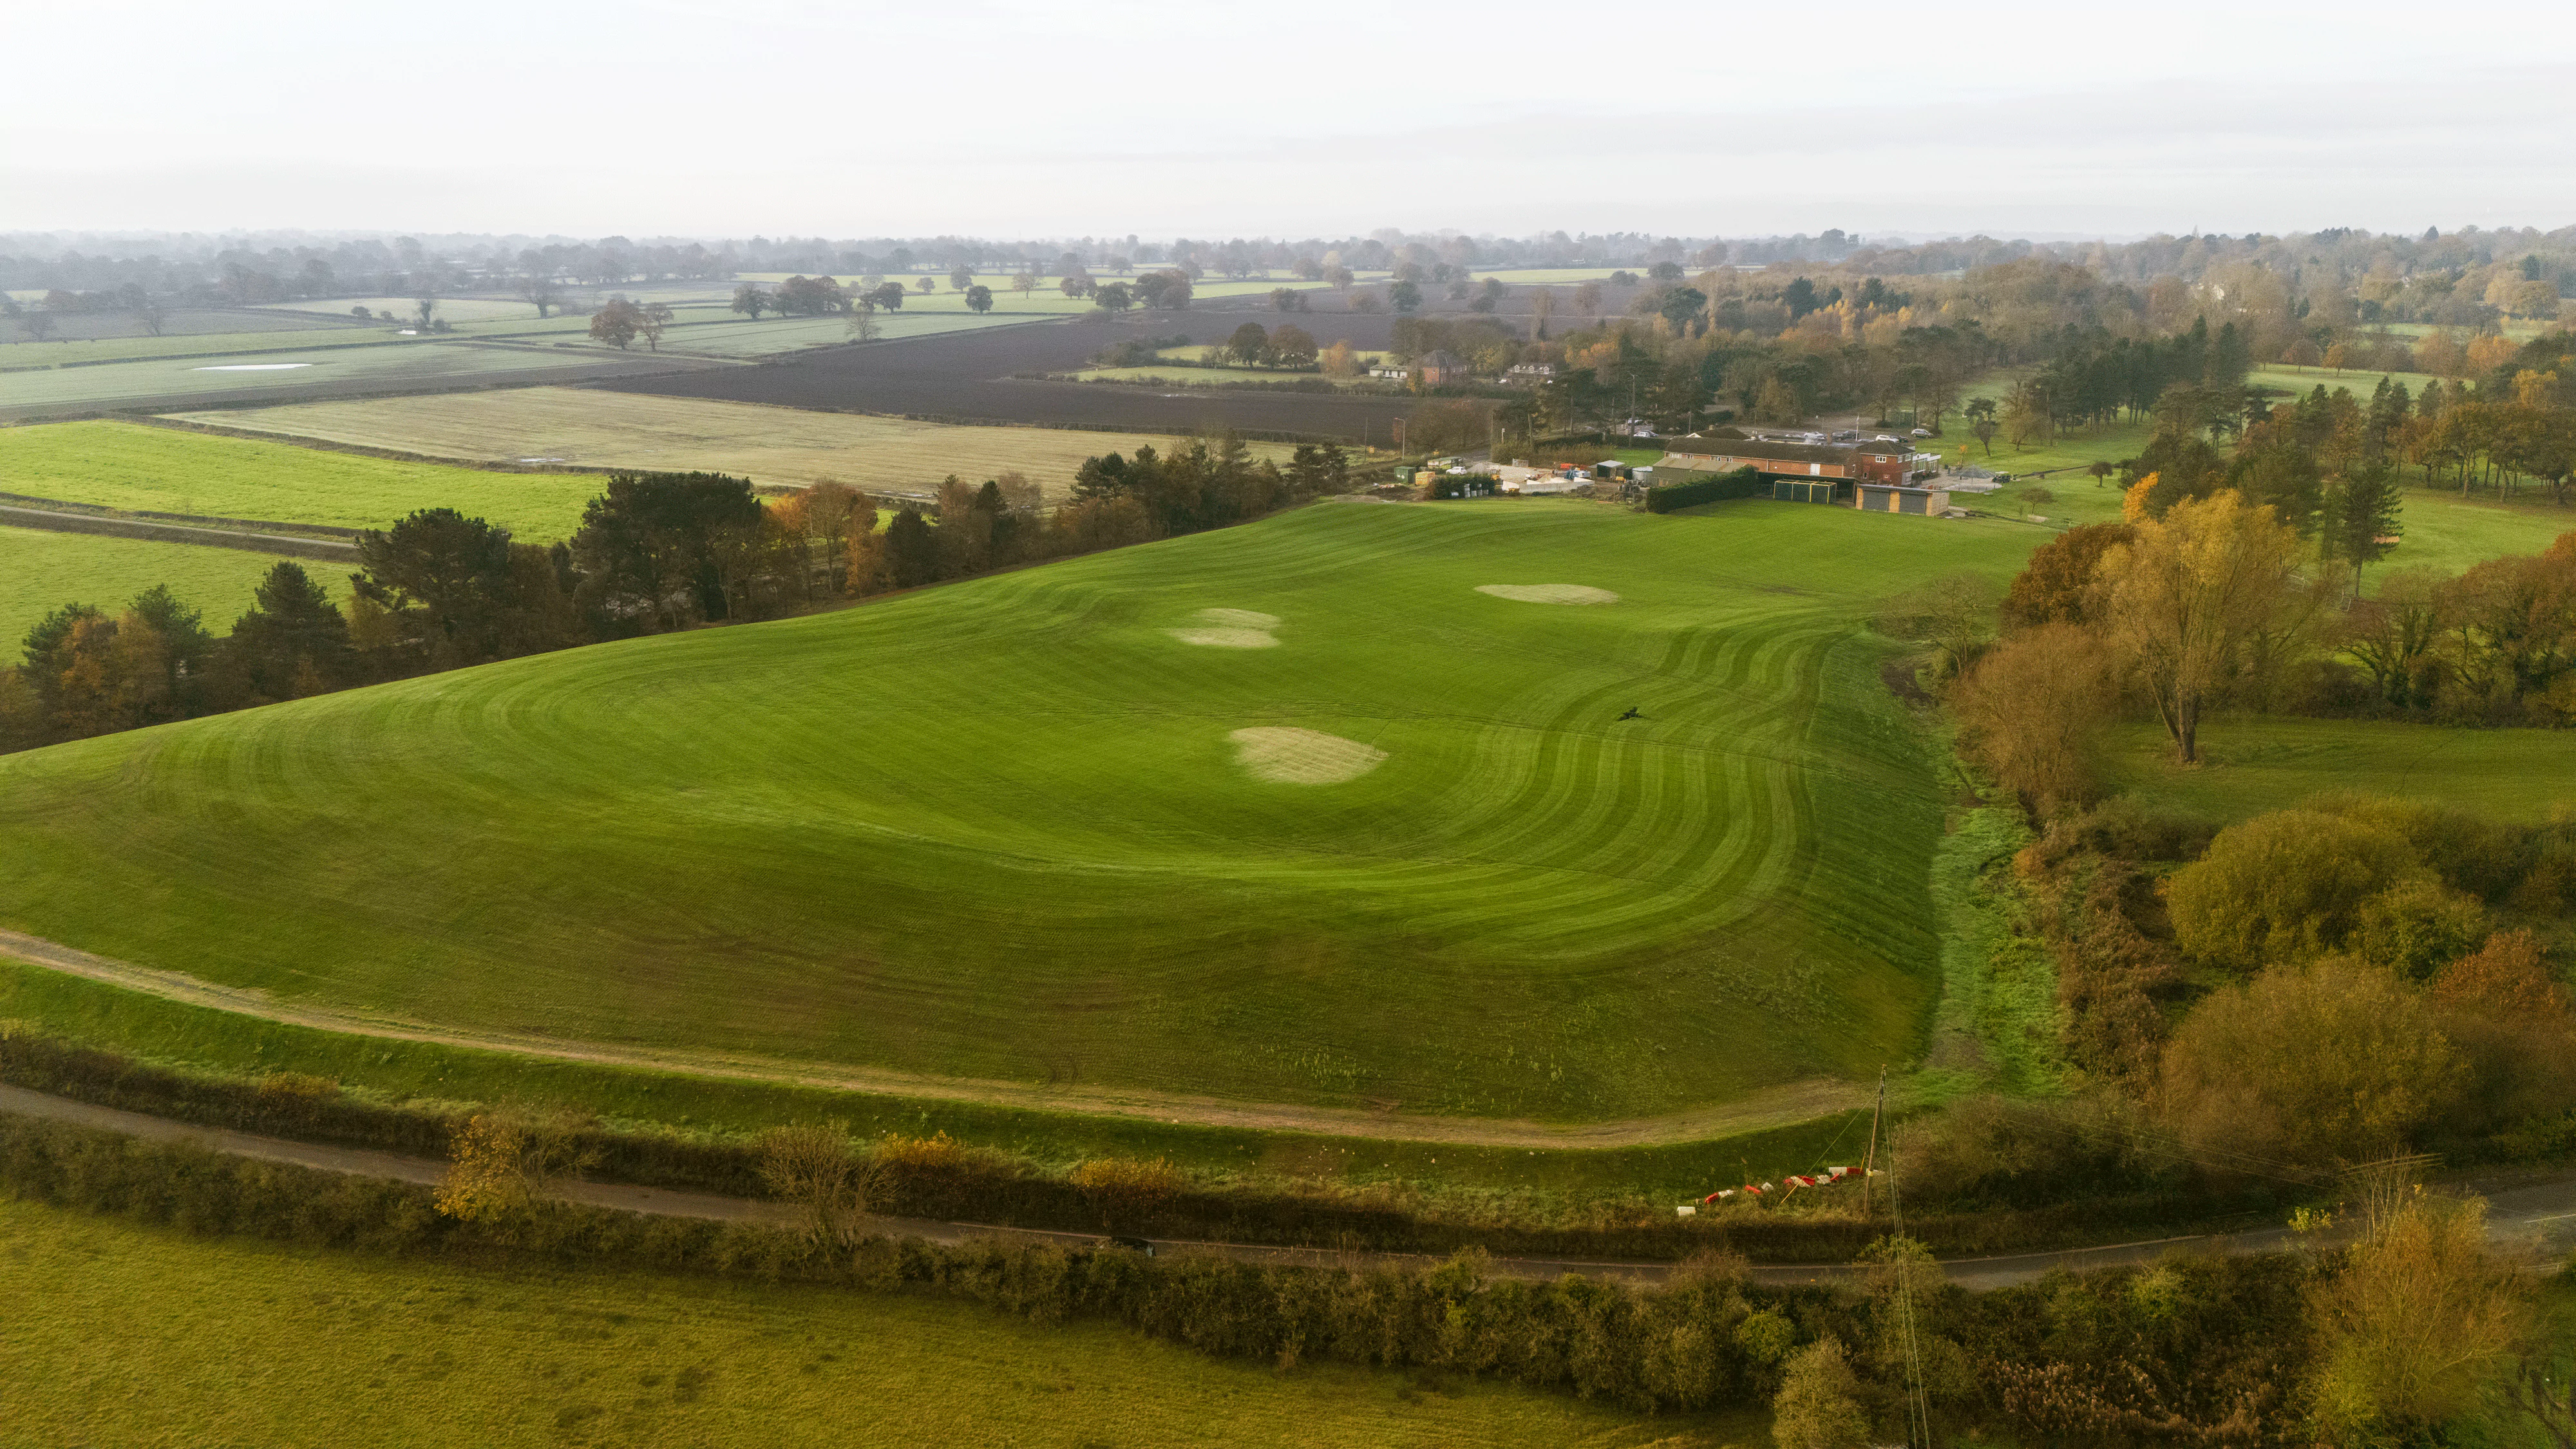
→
(1416, 350, 1469, 386)
(1857, 482, 1953, 515)
(1504, 362, 1558, 384)
(1368, 360, 1413, 381)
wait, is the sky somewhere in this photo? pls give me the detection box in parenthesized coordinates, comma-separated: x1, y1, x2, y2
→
(5, 0, 2573, 242)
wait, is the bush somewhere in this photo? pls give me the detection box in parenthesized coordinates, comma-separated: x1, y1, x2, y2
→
(1770, 1338, 1871, 1448)
(1948, 623, 2116, 811)
(2315, 794, 2535, 902)
(2349, 877, 2488, 980)
(1645, 466, 1764, 513)
(2156, 958, 2465, 1171)
(2166, 810, 2420, 971)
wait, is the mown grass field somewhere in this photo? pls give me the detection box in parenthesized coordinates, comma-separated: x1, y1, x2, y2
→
(0, 524, 284, 655)
(0, 1198, 1744, 1449)
(536, 308, 1039, 357)
(0, 420, 607, 538)
(2108, 719, 2576, 825)
(0, 339, 638, 412)
(170, 388, 1290, 500)
(0, 956, 1872, 1199)
(0, 500, 2040, 1122)
(0, 323, 404, 368)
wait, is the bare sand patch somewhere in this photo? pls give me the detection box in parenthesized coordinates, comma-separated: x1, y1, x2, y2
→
(1229, 728, 1388, 784)
(1191, 608, 1280, 629)
(1166, 629, 1278, 649)
(1475, 583, 1621, 605)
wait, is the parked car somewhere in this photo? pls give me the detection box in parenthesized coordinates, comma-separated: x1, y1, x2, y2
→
(1101, 1235, 1157, 1256)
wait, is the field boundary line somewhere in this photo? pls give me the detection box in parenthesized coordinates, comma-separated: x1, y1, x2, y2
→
(0, 503, 356, 558)
(0, 926, 1862, 1150)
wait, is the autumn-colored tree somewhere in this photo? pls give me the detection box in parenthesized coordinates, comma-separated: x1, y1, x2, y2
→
(1770, 1337, 1872, 1449)
(434, 1110, 596, 1223)
(757, 1123, 887, 1251)
(2092, 489, 2307, 761)
(2306, 1193, 2533, 1439)
(1948, 623, 2116, 811)
(2002, 522, 2134, 628)
(2433, 929, 2567, 1016)
(587, 298, 644, 350)
(2157, 957, 2465, 1171)
(1068, 1155, 1185, 1228)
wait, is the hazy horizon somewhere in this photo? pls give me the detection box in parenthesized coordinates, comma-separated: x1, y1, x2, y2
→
(8, 0, 2571, 240)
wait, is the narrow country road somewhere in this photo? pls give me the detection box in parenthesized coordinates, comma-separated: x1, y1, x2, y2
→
(6, 1084, 2571, 1291)
(0, 929, 1866, 1150)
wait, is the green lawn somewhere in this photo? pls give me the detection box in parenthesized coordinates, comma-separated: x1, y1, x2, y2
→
(0, 420, 608, 538)
(0, 324, 399, 368)
(535, 308, 1041, 357)
(0, 1198, 1736, 1449)
(0, 525, 287, 656)
(0, 500, 2042, 1124)
(2107, 719, 2576, 824)
(0, 341, 635, 413)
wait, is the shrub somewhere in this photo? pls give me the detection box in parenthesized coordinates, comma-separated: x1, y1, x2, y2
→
(2157, 958, 2466, 1171)
(2315, 793, 2534, 902)
(2306, 1196, 2533, 1438)
(1068, 1155, 1187, 1226)
(1948, 622, 2116, 811)
(2166, 810, 2420, 971)
(1771, 1337, 1871, 1448)
(2349, 877, 2488, 980)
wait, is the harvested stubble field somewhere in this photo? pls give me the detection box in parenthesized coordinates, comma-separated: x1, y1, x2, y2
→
(0, 1198, 1732, 1448)
(0, 522, 283, 648)
(0, 499, 2041, 1124)
(167, 389, 1292, 500)
(0, 419, 607, 538)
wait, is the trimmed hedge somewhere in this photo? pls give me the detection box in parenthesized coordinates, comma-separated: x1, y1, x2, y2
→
(1645, 466, 1764, 513)
(0, 1030, 2260, 1264)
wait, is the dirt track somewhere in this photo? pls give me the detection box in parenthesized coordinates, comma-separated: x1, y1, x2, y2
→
(0, 927, 1865, 1150)
(7, 1083, 2570, 1289)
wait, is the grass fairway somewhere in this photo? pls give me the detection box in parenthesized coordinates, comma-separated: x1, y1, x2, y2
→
(0, 501, 2038, 1123)
(0, 1199, 1730, 1448)
(0, 524, 283, 654)
(2108, 719, 2576, 825)
(172, 388, 1291, 500)
(0, 420, 609, 538)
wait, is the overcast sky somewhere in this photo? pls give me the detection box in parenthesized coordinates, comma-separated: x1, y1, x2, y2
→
(6, 0, 2571, 242)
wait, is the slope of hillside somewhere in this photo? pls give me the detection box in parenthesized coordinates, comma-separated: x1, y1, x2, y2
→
(0, 500, 2038, 1122)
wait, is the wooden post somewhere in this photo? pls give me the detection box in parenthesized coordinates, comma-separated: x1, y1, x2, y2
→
(1861, 1067, 1887, 1218)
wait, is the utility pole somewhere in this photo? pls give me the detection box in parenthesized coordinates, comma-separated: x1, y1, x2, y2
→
(1861, 1066, 1887, 1219)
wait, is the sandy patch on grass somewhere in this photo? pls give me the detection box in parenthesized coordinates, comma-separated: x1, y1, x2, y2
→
(1167, 608, 1281, 648)
(1166, 628, 1277, 649)
(1475, 583, 1620, 605)
(1191, 608, 1280, 629)
(1229, 728, 1387, 784)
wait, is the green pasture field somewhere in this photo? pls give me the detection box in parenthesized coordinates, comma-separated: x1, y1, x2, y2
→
(2246, 364, 2445, 399)
(1072, 343, 1390, 388)
(250, 295, 548, 324)
(2107, 718, 2576, 825)
(0, 324, 408, 368)
(167, 388, 1294, 500)
(1476, 269, 1629, 285)
(0, 1200, 1737, 1449)
(0, 500, 2041, 1124)
(0, 420, 608, 539)
(0, 524, 284, 655)
(0, 956, 1871, 1202)
(0, 340, 641, 413)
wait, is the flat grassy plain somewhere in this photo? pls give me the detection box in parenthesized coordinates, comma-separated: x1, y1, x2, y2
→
(0, 524, 283, 654)
(0, 339, 652, 413)
(0, 500, 2040, 1122)
(536, 308, 1040, 357)
(0, 1198, 1740, 1449)
(2108, 719, 2576, 824)
(170, 388, 1286, 499)
(0, 324, 408, 368)
(0, 420, 607, 538)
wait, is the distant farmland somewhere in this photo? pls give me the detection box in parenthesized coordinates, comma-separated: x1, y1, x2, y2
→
(0, 523, 282, 649)
(0, 420, 607, 538)
(166, 388, 1295, 500)
(0, 339, 710, 422)
(603, 312, 1431, 443)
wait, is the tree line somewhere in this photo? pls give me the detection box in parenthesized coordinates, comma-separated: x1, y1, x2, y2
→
(2, 439, 1343, 755)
